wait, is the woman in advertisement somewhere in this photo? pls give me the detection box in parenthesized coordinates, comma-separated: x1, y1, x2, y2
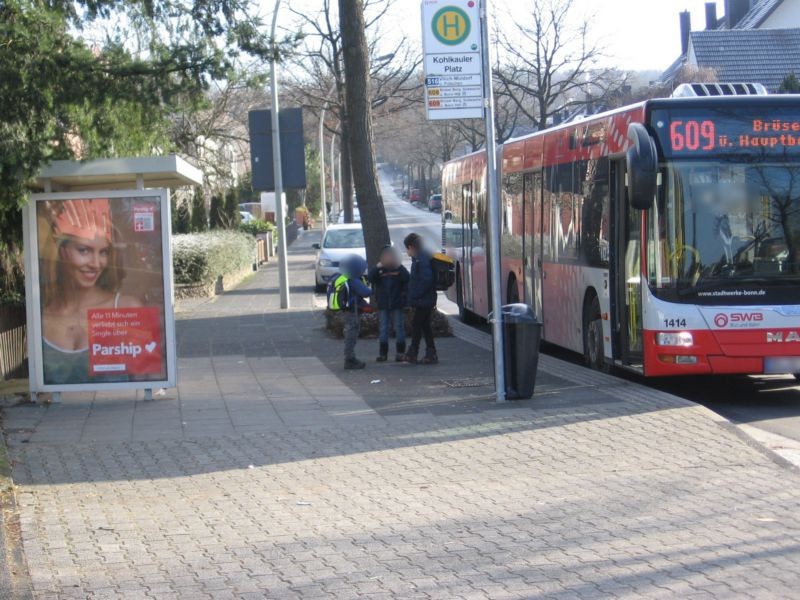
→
(38, 199, 144, 384)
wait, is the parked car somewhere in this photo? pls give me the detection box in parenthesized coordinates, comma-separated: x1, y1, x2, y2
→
(409, 188, 422, 202)
(337, 208, 361, 224)
(428, 194, 442, 212)
(312, 224, 366, 293)
(240, 211, 255, 223)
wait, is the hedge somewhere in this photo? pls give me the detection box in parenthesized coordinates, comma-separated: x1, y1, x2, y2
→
(172, 231, 255, 285)
(238, 218, 276, 237)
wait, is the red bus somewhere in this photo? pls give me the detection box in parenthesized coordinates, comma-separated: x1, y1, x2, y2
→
(442, 92, 800, 376)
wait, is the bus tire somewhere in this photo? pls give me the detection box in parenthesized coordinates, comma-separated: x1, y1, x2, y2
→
(583, 295, 608, 372)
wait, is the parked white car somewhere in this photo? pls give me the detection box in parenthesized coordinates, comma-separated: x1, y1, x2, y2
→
(336, 208, 361, 224)
(312, 224, 366, 292)
(240, 211, 255, 224)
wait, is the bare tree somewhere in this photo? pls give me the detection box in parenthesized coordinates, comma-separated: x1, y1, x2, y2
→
(495, 0, 625, 131)
(287, 0, 420, 223)
(169, 74, 267, 195)
(617, 65, 718, 105)
(453, 89, 525, 152)
(339, 0, 391, 266)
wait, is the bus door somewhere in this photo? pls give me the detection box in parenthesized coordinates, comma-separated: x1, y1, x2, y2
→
(461, 183, 475, 311)
(612, 160, 643, 365)
(523, 172, 543, 318)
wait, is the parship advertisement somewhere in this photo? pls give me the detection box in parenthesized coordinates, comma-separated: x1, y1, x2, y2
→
(25, 190, 176, 391)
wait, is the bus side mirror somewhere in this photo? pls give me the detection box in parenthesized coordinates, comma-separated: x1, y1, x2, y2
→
(626, 122, 658, 210)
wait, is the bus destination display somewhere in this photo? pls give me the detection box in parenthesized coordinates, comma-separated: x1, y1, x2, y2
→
(651, 108, 800, 157)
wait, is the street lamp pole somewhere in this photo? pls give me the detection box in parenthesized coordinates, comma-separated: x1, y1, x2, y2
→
(270, 0, 290, 309)
(318, 111, 328, 234)
(332, 128, 343, 217)
(318, 83, 337, 234)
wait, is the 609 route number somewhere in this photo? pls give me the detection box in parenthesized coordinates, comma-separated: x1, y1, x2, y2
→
(663, 318, 687, 328)
(670, 120, 716, 151)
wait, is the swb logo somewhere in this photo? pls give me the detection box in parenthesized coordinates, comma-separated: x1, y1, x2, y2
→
(714, 312, 763, 328)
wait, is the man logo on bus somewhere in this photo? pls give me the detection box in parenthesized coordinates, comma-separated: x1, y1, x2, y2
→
(432, 6, 471, 45)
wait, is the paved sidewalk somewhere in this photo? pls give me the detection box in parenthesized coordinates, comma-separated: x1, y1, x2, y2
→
(3, 228, 800, 599)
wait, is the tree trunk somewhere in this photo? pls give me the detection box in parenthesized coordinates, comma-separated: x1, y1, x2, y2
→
(338, 0, 390, 267)
(339, 116, 354, 223)
(419, 164, 427, 203)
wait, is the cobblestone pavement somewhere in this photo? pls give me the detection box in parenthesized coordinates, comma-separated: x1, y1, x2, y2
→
(3, 230, 800, 599)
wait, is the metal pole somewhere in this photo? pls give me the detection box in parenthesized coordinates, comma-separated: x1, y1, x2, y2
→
(337, 139, 343, 219)
(270, 0, 290, 309)
(481, 0, 506, 402)
(318, 106, 328, 234)
(330, 134, 337, 217)
(318, 84, 337, 234)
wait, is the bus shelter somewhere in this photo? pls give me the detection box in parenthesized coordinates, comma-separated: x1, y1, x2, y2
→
(25, 156, 203, 402)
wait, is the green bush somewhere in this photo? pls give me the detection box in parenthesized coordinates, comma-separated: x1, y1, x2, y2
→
(174, 198, 191, 234)
(224, 187, 241, 227)
(238, 218, 276, 237)
(172, 231, 255, 285)
(209, 194, 224, 229)
(190, 187, 208, 232)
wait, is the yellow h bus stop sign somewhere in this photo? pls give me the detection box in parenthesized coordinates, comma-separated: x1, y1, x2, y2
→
(432, 6, 471, 45)
(421, 0, 484, 120)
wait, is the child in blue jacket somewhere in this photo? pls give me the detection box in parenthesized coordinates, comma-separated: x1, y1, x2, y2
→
(403, 233, 438, 364)
(368, 245, 410, 362)
(331, 255, 372, 370)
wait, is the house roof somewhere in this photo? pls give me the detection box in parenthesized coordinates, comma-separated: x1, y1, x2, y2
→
(689, 28, 800, 91)
(660, 55, 687, 84)
(734, 0, 783, 29)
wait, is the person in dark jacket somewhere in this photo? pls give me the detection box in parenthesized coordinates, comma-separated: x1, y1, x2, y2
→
(368, 245, 410, 362)
(403, 233, 438, 364)
(335, 255, 372, 370)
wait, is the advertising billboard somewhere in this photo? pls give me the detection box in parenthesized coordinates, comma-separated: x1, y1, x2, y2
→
(24, 190, 176, 391)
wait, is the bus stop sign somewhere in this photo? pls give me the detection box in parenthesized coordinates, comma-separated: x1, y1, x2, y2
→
(421, 0, 484, 121)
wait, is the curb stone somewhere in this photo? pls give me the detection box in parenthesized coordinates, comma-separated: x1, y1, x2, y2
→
(448, 313, 800, 470)
(0, 427, 32, 599)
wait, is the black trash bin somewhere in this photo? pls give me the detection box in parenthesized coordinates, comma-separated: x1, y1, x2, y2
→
(501, 303, 542, 400)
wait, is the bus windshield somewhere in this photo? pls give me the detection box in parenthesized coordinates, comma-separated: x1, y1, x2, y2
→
(648, 161, 800, 303)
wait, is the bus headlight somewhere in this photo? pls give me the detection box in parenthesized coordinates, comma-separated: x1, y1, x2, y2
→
(656, 332, 694, 347)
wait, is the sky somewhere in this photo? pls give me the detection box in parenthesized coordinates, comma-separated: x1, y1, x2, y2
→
(272, 0, 730, 72)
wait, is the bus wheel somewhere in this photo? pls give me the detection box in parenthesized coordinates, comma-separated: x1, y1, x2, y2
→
(583, 296, 607, 372)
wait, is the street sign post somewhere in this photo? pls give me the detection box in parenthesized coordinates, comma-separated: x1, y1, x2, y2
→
(421, 0, 484, 121)
(421, 0, 506, 402)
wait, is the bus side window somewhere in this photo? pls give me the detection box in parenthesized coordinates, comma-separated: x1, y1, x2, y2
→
(543, 167, 556, 260)
(556, 163, 579, 260)
(581, 158, 610, 267)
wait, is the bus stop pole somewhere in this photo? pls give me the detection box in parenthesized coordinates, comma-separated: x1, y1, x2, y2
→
(270, 0, 290, 309)
(480, 0, 506, 403)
